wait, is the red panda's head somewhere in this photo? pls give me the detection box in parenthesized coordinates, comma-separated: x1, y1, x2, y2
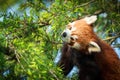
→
(62, 15, 101, 54)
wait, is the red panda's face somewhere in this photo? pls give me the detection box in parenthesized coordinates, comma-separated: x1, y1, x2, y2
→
(61, 15, 100, 52)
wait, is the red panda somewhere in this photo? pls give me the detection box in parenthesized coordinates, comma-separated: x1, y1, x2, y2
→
(59, 43, 101, 80)
(59, 15, 120, 80)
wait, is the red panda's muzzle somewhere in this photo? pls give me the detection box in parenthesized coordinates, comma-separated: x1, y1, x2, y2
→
(61, 27, 80, 50)
(62, 32, 74, 46)
(61, 28, 72, 43)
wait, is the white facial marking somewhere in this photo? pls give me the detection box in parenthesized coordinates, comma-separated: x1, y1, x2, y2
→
(84, 15, 97, 25)
(71, 42, 80, 50)
(71, 35, 78, 41)
(88, 41, 101, 53)
(62, 22, 77, 43)
(71, 26, 76, 31)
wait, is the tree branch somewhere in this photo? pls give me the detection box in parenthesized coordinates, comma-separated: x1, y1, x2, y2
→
(76, 0, 95, 8)
(112, 44, 120, 48)
(103, 34, 120, 44)
(103, 35, 120, 41)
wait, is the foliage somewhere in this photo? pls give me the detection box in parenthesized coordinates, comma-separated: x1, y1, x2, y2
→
(0, 0, 21, 11)
(0, 0, 120, 80)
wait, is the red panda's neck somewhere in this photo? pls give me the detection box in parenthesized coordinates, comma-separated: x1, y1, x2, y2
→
(95, 40, 120, 73)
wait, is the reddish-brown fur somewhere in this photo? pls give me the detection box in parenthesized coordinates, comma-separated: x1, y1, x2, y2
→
(59, 43, 101, 80)
(60, 16, 120, 80)
(73, 19, 120, 80)
(95, 40, 120, 80)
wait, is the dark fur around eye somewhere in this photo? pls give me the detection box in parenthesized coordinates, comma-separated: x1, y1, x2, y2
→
(69, 27, 72, 30)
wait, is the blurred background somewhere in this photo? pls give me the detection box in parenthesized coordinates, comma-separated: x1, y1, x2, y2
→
(0, 0, 120, 80)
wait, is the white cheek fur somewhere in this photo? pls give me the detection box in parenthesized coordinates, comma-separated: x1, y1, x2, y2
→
(71, 26, 76, 31)
(71, 42, 80, 50)
(62, 22, 78, 43)
(71, 35, 78, 41)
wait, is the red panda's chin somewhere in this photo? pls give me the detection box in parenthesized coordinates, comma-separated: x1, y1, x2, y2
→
(68, 42, 80, 50)
(68, 42, 74, 46)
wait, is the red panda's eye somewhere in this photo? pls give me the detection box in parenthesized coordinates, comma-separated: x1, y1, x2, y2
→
(69, 27, 72, 30)
(67, 25, 72, 30)
(67, 24, 72, 30)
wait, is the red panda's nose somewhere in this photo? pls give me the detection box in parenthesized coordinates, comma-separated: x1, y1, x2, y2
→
(62, 32, 67, 37)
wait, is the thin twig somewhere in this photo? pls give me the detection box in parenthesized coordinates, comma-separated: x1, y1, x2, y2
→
(49, 41, 63, 44)
(112, 44, 120, 48)
(103, 35, 120, 41)
(49, 69, 59, 80)
(103, 34, 120, 45)
(76, 0, 95, 8)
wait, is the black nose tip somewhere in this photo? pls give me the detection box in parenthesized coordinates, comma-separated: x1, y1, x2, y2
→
(62, 32, 67, 37)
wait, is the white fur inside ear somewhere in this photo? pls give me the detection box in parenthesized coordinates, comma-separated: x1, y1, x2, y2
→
(88, 41, 101, 53)
(84, 15, 97, 24)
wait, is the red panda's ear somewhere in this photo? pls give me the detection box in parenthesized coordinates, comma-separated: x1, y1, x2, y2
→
(88, 41, 101, 53)
(84, 15, 97, 25)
